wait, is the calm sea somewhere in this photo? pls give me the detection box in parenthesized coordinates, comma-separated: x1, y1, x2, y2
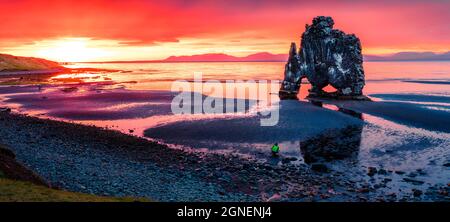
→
(66, 61, 450, 98)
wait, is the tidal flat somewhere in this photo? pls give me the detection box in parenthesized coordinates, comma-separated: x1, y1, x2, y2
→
(0, 61, 449, 201)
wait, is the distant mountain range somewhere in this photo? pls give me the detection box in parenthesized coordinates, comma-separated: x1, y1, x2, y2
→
(163, 52, 288, 62)
(363, 51, 450, 61)
(69, 51, 450, 63)
(162, 51, 450, 62)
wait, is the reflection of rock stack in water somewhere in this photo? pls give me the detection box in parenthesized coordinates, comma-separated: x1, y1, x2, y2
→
(300, 125, 363, 168)
(280, 16, 368, 100)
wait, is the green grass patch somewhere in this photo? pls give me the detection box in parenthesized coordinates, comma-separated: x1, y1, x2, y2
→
(0, 178, 148, 202)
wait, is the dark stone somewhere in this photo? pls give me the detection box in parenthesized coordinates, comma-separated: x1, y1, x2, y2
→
(281, 158, 291, 164)
(403, 178, 425, 185)
(378, 169, 388, 175)
(280, 16, 365, 98)
(416, 169, 426, 175)
(358, 187, 370, 193)
(311, 163, 329, 173)
(0, 107, 11, 113)
(412, 189, 423, 197)
(281, 157, 298, 165)
(367, 167, 377, 177)
(407, 172, 418, 178)
(383, 178, 392, 183)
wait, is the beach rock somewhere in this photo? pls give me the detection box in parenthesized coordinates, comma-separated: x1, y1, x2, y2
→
(377, 169, 388, 175)
(407, 172, 418, 178)
(279, 43, 303, 99)
(279, 16, 365, 98)
(0, 107, 11, 113)
(403, 178, 425, 185)
(367, 167, 377, 177)
(416, 169, 426, 175)
(281, 157, 298, 164)
(412, 189, 423, 197)
(311, 163, 329, 173)
(395, 170, 405, 175)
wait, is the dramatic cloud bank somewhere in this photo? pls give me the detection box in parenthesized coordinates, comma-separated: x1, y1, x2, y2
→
(0, 0, 449, 60)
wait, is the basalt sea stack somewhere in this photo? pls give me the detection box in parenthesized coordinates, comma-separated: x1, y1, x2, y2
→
(280, 16, 367, 100)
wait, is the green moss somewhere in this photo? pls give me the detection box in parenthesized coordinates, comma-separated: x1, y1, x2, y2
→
(0, 178, 148, 202)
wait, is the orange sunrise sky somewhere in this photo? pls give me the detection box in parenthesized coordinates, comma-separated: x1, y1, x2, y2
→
(0, 0, 449, 62)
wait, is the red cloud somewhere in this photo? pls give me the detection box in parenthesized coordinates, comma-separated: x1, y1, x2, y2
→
(0, 0, 449, 51)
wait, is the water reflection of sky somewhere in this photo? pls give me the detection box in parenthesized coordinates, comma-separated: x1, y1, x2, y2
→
(62, 61, 450, 93)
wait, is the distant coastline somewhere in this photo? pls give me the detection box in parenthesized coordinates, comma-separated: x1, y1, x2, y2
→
(2, 51, 449, 66)
(79, 59, 450, 64)
(77, 51, 450, 63)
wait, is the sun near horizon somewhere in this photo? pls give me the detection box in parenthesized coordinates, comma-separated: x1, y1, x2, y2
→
(0, 0, 449, 62)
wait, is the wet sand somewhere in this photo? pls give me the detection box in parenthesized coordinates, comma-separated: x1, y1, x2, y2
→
(307, 95, 450, 133)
